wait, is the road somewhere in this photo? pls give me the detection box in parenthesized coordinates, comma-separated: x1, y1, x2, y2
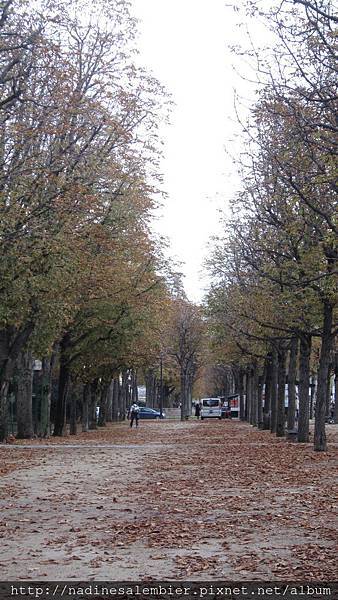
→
(0, 420, 337, 580)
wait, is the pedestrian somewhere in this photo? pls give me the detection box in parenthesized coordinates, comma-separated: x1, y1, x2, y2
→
(129, 402, 140, 428)
(195, 402, 201, 419)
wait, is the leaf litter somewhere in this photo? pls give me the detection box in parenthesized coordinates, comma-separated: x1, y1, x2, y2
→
(0, 420, 337, 580)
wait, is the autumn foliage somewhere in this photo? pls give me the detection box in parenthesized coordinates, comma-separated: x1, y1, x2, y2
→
(0, 0, 177, 440)
(205, 0, 337, 451)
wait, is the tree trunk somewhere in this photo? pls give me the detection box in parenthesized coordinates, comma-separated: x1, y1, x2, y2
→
(106, 380, 114, 422)
(82, 383, 90, 432)
(287, 337, 298, 431)
(118, 376, 123, 420)
(180, 365, 191, 421)
(69, 381, 77, 436)
(263, 353, 272, 430)
(276, 345, 286, 437)
(251, 365, 258, 426)
(325, 366, 332, 420)
(119, 371, 128, 421)
(334, 353, 338, 424)
(126, 373, 132, 409)
(310, 376, 316, 420)
(270, 347, 278, 434)
(16, 351, 34, 439)
(314, 302, 333, 451)
(0, 323, 35, 441)
(89, 379, 98, 429)
(35, 353, 56, 438)
(145, 369, 156, 408)
(131, 370, 138, 403)
(239, 368, 245, 421)
(180, 372, 186, 420)
(257, 371, 264, 429)
(245, 367, 252, 423)
(53, 333, 71, 436)
(152, 376, 157, 409)
(98, 383, 108, 426)
(298, 333, 311, 443)
(112, 378, 119, 421)
(0, 380, 10, 441)
(42, 355, 53, 438)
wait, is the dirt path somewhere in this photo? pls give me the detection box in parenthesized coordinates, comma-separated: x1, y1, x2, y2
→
(0, 420, 337, 581)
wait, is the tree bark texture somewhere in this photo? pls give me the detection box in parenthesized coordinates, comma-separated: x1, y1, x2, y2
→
(245, 367, 252, 423)
(98, 383, 108, 426)
(263, 353, 272, 430)
(287, 337, 298, 431)
(257, 372, 264, 429)
(0, 323, 35, 441)
(180, 370, 190, 420)
(34, 353, 56, 438)
(251, 366, 259, 427)
(82, 383, 90, 432)
(270, 347, 278, 434)
(106, 380, 114, 422)
(0, 380, 10, 442)
(310, 376, 316, 420)
(89, 379, 98, 429)
(239, 368, 245, 421)
(69, 381, 77, 436)
(16, 351, 34, 439)
(334, 353, 338, 424)
(325, 365, 333, 419)
(298, 333, 311, 443)
(131, 371, 138, 403)
(145, 369, 156, 408)
(112, 378, 119, 421)
(314, 302, 333, 451)
(119, 371, 128, 421)
(53, 333, 71, 436)
(276, 345, 286, 437)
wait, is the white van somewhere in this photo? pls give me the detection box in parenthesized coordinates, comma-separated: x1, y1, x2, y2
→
(200, 398, 222, 420)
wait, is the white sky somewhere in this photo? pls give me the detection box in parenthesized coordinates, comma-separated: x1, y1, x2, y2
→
(131, 0, 255, 302)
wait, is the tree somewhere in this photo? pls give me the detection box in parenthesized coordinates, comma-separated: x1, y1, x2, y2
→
(169, 299, 204, 420)
(205, 0, 337, 450)
(0, 0, 169, 440)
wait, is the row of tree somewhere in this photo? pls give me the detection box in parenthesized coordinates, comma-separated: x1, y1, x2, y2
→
(205, 0, 337, 451)
(1, 0, 335, 445)
(0, 0, 204, 440)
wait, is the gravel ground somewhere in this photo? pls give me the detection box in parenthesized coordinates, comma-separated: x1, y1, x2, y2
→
(0, 420, 337, 581)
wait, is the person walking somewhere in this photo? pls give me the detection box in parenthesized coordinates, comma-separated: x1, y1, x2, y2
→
(195, 401, 201, 419)
(129, 402, 140, 428)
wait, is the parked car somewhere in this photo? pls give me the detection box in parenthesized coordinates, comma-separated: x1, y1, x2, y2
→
(200, 398, 222, 420)
(138, 407, 166, 419)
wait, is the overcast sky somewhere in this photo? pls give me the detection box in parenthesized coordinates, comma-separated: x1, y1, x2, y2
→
(131, 0, 247, 302)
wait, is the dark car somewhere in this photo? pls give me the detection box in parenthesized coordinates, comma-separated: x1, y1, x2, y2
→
(138, 407, 166, 419)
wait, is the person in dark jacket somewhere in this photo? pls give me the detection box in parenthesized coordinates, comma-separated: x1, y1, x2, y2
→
(195, 402, 201, 419)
